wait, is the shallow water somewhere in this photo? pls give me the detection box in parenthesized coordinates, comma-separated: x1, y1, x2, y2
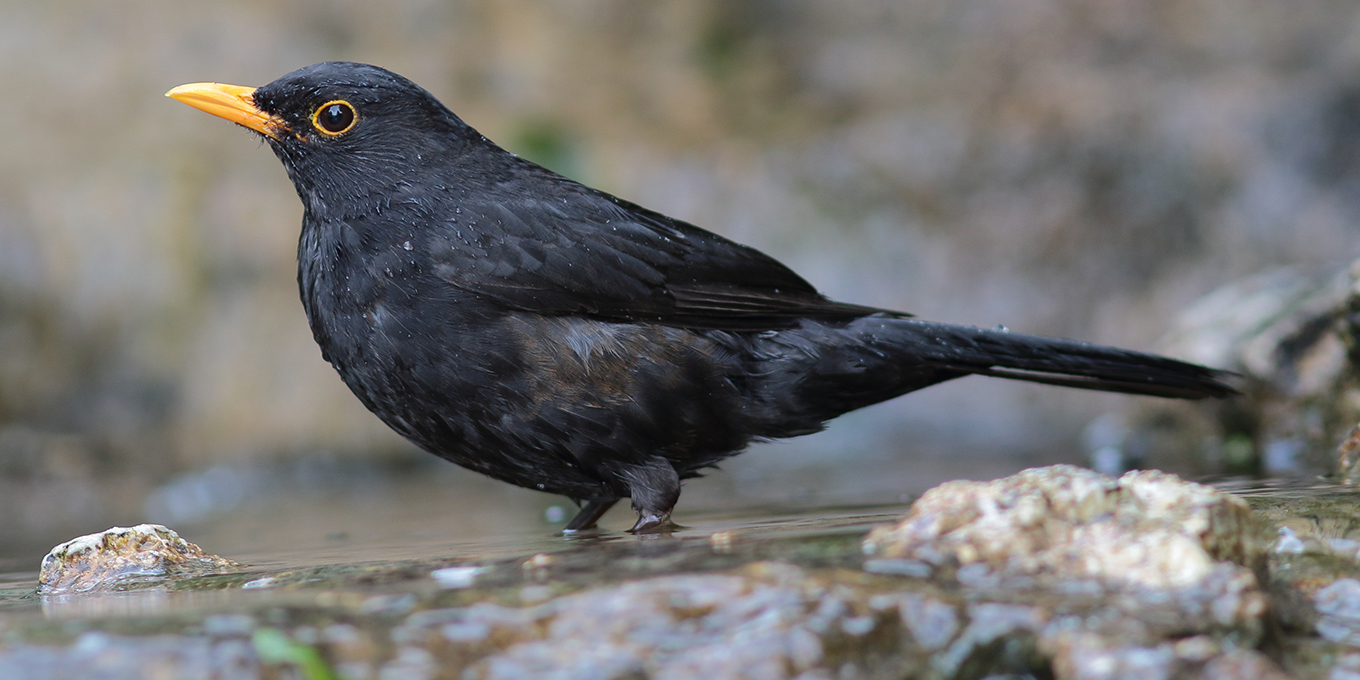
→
(0, 468, 1346, 614)
(0, 436, 1040, 586)
(0, 492, 911, 616)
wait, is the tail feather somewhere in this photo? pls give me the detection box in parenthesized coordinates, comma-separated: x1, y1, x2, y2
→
(892, 320, 1237, 399)
(740, 316, 1235, 439)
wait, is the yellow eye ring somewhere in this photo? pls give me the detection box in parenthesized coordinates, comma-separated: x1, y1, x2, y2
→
(311, 100, 357, 137)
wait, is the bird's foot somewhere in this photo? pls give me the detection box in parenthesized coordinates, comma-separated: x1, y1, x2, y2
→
(628, 511, 683, 535)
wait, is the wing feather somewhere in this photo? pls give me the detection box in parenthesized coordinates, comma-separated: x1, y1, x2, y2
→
(427, 160, 902, 330)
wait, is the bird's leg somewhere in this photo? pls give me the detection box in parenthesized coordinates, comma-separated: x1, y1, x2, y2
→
(563, 498, 619, 533)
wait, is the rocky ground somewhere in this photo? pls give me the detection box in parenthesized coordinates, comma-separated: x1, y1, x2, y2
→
(4, 464, 1360, 679)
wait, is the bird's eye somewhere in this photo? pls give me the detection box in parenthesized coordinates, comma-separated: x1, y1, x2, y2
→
(311, 100, 357, 136)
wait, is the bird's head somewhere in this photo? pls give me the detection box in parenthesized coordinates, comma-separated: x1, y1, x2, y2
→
(168, 62, 476, 213)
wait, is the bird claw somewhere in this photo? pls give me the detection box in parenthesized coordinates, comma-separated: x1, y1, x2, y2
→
(560, 525, 603, 538)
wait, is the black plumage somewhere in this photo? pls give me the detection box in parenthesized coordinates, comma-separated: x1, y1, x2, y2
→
(169, 62, 1235, 532)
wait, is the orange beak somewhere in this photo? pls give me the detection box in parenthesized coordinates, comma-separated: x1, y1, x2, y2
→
(165, 82, 287, 139)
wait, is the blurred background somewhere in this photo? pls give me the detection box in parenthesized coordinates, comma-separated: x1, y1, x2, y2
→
(2, 0, 1360, 565)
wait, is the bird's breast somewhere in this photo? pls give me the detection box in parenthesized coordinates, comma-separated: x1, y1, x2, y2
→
(298, 215, 509, 383)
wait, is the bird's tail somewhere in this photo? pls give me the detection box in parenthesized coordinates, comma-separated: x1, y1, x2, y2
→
(745, 316, 1236, 436)
(880, 318, 1237, 400)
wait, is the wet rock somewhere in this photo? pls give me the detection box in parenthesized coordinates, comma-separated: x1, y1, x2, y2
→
(38, 524, 241, 595)
(1200, 648, 1292, 680)
(0, 631, 260, 680)
(1312, 578, 1360, 645)
(390, 562, 919, 680)
(1235, 481, 1360, 676)
(863, 465, 1270, 589)
(1042, 632, 1295, 680)
(1045, 635, 1291, 680)
(908, 600, 1046, 678)
(864, 465, 1274, 678)
(1336, 422, 1360, 485)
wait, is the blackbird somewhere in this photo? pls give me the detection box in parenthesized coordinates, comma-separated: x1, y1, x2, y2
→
(167, 62, 1234, 533)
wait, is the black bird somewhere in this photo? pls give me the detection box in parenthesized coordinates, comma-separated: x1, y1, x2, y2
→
(168, 62, 1234, 533)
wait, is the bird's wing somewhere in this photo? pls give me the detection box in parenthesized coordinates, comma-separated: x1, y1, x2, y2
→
(425, 183, 900, 331)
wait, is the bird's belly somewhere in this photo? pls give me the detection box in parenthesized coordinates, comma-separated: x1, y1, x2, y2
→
(311, 290, 751, 494)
